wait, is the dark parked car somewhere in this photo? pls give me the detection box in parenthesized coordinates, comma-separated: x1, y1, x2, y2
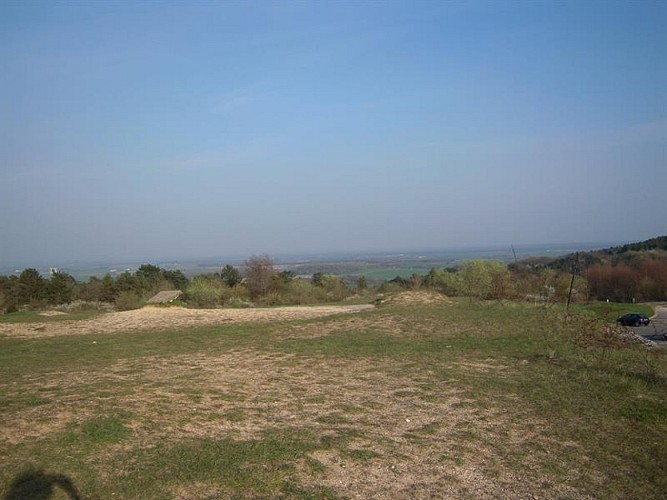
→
(616, 313, 650, 327)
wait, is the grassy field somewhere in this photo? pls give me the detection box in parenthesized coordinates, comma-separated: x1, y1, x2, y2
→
(0, 310, 100, 324)
(1, 298, 665, 498)
(569, 301, 655, 322)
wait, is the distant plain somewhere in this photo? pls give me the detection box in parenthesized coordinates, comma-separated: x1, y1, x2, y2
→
(1, 241, 622, 282)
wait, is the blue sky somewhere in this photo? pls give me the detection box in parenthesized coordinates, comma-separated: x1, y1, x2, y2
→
(1, 0, 665, 264)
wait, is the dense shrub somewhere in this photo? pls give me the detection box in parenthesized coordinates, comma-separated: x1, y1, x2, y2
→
(186, 276, 224, 308)
(45, 271, 76, 304)
(225, 297, 253, 308)
(219, 265, 243, 288)
(79, 275, 116, 302)
(114, 291, 143, 311)
(53, 300, 115, 313)
(258, 292, 283, 306)
(285, 279, 326, 304)
(320, 275, 349, 301)
(377, 282, 403, 294)
(18, 268, 46, 304)
(244, 256, 275, 299)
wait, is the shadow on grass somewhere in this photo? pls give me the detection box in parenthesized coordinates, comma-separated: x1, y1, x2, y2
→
(4, 467, 81, 500)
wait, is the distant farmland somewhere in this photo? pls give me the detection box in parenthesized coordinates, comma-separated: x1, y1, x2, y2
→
(2, 242, 619, 282)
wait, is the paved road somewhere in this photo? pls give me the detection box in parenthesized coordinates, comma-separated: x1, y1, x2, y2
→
(633, 304, 667, 348)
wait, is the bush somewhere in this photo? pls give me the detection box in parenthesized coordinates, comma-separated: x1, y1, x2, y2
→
(244, 255, 275, 298)
(53, 300, 115, 313)
(219, 284, 250, 305)
(258, 292, 283, 306)
(320, 275, 349, 301)
(378, 282, 403, 294)
(115, 291, 143, 311)
(434, 270, 463, 296)
(225, 297, 254, 308)
(285, 279, 326, 304)
(186, 276, 224, 308)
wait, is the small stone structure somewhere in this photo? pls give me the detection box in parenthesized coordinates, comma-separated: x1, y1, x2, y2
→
(146, 290, 183, 304)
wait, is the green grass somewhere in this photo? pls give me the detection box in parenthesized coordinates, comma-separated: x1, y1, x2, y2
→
(3, 430, 334, 499)
(104, 429, 333, 498)
(571, 301, 655, 321)
(64, 414, 133, 445)
(0, 322, 276, 379)
(1, 300, 665, 498)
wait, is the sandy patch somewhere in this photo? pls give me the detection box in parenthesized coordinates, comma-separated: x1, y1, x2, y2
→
(0, 304, 374, 339)
(380, 291, 453, 306)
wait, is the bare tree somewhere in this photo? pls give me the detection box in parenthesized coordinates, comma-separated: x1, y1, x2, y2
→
(243, 255, 275, 298)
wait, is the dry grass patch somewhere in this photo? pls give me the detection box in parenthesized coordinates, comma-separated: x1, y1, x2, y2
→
(2, 347, 597, 498)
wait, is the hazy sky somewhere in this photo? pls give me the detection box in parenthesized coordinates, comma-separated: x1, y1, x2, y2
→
(1, 0, 665, 264)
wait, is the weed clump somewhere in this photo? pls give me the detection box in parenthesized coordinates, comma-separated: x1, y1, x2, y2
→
(569, 317, 654, 350)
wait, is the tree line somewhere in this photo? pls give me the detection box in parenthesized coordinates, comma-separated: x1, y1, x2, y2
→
(2, 252, 665, 314)
(383, 256, 666, 303)
(0, 256, 354, 313)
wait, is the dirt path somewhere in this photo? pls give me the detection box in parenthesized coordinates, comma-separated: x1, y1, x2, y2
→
(0, 304, 374, 339)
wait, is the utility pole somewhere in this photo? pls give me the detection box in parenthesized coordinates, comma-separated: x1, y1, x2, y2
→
(566, 252, 578, 316)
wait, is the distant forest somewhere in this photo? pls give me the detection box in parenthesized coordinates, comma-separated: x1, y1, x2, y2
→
(525, 235, 667, 302)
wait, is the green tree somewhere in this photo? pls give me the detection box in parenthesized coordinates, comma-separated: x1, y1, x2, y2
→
(77, 274, 116, 302)
(458, 260, 512, 300)
(114, 272, 136, 293)
(357, 275, 368, 292)
(0, 275, 21, 311)
(163, 270, 189, 291)
(45, 271, 76, 304)
(219, 265, 243, 288)
(434, 269, 462, 296)
(311, 272, 324, 287)
(136, 264, 163, 283)
(100, 274, 117, 301)
(18, 268, 45, 304)
(487, 261, 513, 299)
(459, 260, 492, 299)
(135, 264, 163, 294)
(320, 275, 349, 301)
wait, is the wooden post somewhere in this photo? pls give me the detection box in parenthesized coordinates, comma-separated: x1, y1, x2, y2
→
(566, 252, 578, 316)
